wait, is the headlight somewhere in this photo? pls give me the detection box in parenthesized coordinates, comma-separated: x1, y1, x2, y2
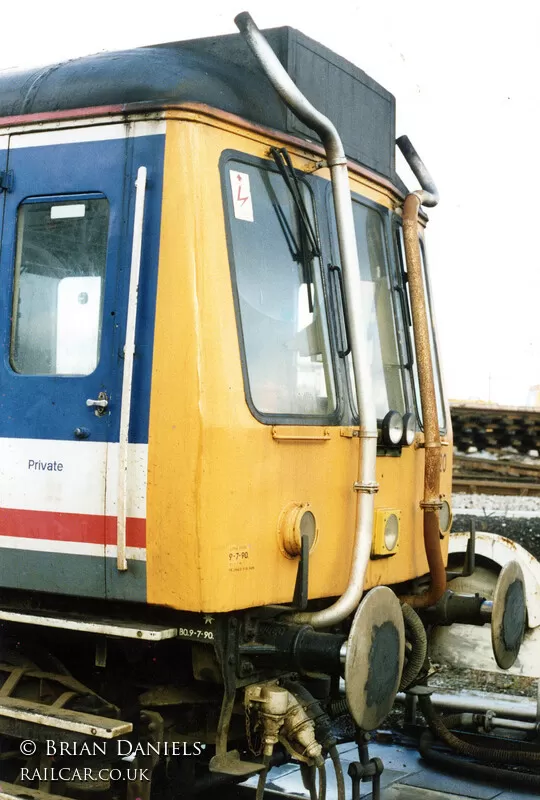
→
(384, 514, 400, 551)
(381, 410, 403, 446)
(372, 509, 401, 556)
(401, 412, 416, 446)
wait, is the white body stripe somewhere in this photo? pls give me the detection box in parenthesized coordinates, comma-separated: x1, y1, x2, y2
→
(0, 535, 146, 561)
(9, 119, 166, 148)
(0, 438, 147, 518)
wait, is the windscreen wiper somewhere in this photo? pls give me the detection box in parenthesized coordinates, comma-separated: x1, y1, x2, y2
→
(271, 147, 321, 312)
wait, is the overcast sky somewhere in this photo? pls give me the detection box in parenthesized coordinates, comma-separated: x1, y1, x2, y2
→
(2, 0, 539, 406)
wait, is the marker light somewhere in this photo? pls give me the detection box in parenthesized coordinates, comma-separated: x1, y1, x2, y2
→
(439, 500, 452, 535)
(381, 410, 404, 447)
(278, 502, 318, 558)
(401, 412, 416, 446)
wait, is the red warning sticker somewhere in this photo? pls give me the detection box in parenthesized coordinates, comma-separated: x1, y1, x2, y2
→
(229, 170, 254, 222)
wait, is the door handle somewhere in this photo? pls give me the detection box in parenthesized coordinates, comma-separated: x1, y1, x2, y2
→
(86, 392, 109, 415)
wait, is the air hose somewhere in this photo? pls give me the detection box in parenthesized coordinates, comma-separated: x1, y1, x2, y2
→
(303, 763, 326, 800)
(329, 745, 346, 800)
(418, 694, 540, 767)
(255, 753, 272, 800)
(281, 680, 335, 750)
(317, 763, 327, 800)
(281, 681, 342, 800)
(420, 731, 540, 789)
(399, 604, 427, 691)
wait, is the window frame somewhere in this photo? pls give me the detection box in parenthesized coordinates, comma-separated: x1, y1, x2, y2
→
(9, 192, 110, 378)
(326, 184, 414, 429)
(392, 217, 447, 434)
(220, 149, 342, 426)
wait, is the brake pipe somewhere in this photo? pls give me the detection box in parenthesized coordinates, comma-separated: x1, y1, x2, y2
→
(235, 12, 378, 628)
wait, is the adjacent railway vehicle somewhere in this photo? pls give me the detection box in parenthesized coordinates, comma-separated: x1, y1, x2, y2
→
(0, 13, 532, 800)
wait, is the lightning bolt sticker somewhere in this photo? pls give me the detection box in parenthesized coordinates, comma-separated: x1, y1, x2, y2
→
(229, 170, 254, 222)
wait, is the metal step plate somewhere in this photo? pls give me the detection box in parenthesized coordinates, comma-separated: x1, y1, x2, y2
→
(0, 697, 132, 738)
(0, 608, 178, 641)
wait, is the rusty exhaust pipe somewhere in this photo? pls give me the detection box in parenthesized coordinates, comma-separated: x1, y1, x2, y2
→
(397, 138, 445, 608)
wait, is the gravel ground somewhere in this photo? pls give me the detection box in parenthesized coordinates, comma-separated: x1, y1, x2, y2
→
(452, 493, 540, 561)
(453, 514, 540, 561)
(429, 665, 538, 698)
(453, 492, 540, 517)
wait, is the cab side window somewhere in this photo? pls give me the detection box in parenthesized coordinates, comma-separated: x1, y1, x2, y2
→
(350, 201, 407, 419)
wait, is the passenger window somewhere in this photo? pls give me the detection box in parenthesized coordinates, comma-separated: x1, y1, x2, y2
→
(10, 198, 109, 376)
(224, 161, 336, 417)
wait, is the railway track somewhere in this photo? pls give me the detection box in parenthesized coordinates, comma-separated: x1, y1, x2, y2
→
(451, 401, 540, 454)
(450, 402, 540, 496)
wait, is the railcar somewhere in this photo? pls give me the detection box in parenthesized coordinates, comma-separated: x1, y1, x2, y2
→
(0, 13, 531, 800)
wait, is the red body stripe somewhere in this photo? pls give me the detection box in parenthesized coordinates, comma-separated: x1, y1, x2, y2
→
(0, 508, 146, 548)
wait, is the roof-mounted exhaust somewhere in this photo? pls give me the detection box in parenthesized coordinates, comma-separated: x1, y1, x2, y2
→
(235, 12, 378, 629)
(397, 136, 444, 609)
(396, 135, 439, 207)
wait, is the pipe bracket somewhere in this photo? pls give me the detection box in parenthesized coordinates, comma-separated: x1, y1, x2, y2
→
(420, 500, 443, 511)
(353, 482, 379, 494)
(327, 156, 348, 167)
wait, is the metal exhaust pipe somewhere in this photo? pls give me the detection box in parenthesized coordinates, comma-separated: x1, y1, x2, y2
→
(396, 135, 439, 208)
(235, 12, 378, 628)
(397, 138, 444, 608)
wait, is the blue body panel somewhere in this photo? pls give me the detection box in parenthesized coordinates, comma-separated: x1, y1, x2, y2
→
(0, 132, 164, 445)
(0, 128, 164, 603)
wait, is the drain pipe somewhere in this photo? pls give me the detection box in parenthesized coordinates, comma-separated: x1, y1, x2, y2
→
(235, 13, 378, 628)
(397, 136, 444, 608)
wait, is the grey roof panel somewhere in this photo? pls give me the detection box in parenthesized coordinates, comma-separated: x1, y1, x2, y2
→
(0, 27, 396, 182)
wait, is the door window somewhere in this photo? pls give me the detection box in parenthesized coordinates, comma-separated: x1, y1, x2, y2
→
(10, 197, 109, 376)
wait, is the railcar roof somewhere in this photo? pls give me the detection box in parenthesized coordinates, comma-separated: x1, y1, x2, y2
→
(0, 26, 401, 186)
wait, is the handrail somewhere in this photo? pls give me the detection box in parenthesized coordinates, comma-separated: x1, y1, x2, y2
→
(116, 166, 147, 571)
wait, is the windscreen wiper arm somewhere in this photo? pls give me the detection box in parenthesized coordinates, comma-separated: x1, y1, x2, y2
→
(271, 147, 321, 312)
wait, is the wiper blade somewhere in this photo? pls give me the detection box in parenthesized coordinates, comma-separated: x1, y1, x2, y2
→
(271, 147, 320, 312)
(270, 147, 320, 259)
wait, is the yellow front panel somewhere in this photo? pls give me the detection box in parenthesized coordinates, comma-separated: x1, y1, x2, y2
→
(147, 113, 452, 612)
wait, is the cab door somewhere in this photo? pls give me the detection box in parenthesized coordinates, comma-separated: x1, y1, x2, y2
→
(0, 135, 8, 228)
(0, 127, 130, 598)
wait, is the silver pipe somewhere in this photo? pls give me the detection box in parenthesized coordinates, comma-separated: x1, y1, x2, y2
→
(235, 13, 378, 628)
(479, 600, 493, 619)
(491, 717, 538, 732)
(395, 691, 538, 721)
(396, 135, 439, 207)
